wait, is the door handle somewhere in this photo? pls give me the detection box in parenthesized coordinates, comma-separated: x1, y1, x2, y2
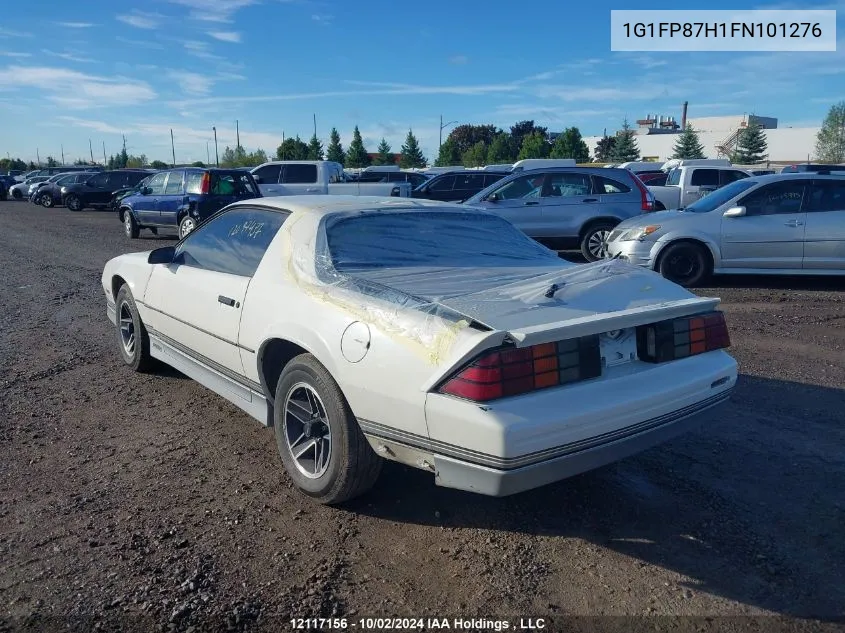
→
(305, 187, 319, 192)
(218, 295, 237, 307)
(582, 198, 599, 203)
(784, 220, 804, 227)
(524, 201, 540, 206)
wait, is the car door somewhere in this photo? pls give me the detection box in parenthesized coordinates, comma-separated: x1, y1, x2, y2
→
(143, 207, 288, 377)
(803, 179, 845, 270)
(134, 172, 167, 225)
(536, 171, 595, 242)
(252, 163, 282, 196)
(477, 173, 548, 237)
(157, 170, 185, 226)
(80, 172, 109, 204)
(720, 179, 809, 270)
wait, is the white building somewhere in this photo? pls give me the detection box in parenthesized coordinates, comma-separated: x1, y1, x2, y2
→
(584, 114, 820, 164)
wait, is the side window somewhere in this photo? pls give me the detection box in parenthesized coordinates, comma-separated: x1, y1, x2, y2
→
(185, 172, 203, 194)
(690, 169, 719, 187)
(174, 208, 288, 277)
(543, 173, 591, 198)
(146, 172, 168, 195)
(453, 174, 486, 190)
(328, 164, 344, 184)
(807, 180, 845, 212)
(87, 173, 109, 188)
(594, 175, 631, 194)
(164, 171, 185, 195)
(109, 172, 130, 189)
(720, 170, 749, 186)
(253, 164, 281, 184)
(493, 173, 545, 199)
(429, 175, 456, 192)
(282, 164, 318, 184)
(484, 174, 506, 187)
(739, 181, 808, 216)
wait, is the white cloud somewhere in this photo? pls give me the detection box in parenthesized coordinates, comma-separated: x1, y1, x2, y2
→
(1, 51, 31, 58)
(182, 40, 222, 60)
(167, 71, 214, 95)
(43, 49, 95, 63)
(0, 65, 156, 109)
(311, 14, 333, 24)
(165, 0, 258, 23)
(208, 31, 241, 42)
(0, 28, 32, 38)
(56, 22, 95, 28)
(115, 36, 165, 50)
(116, 11, 163, 30)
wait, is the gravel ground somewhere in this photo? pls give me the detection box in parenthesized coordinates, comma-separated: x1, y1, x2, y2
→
(0, 201, 843, 633)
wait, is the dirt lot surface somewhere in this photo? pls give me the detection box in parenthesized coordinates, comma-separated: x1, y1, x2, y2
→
(1, 201, 843, 633)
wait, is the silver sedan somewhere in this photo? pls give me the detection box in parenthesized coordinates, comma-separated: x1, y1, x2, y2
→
(605, 173, 845, 286)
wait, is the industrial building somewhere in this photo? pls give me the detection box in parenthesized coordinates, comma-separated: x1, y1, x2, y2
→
(583, 105, 821, 164)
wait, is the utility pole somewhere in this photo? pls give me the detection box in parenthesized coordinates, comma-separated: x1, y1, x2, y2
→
(236, 119, 240, 150)
(170, 129, 176, 167)
(61, 144, 65, 165)
(89, 139, 94, 164)
(438, 115, 457, 153)
(313, 113, 317, 138)
(36, 148, 41, 166)
(281, 131, 285, 159)
(102, 141, 107, 165)
(206, 141, 210, 165)
(212, 126, 219, 166)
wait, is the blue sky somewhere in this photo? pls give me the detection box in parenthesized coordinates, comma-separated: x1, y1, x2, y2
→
(1, 0, 843, 164)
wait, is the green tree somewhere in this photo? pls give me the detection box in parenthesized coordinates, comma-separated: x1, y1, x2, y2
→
(517, 131, 550, 160)
(307, 134, 324, 161)
(610, 120, 640, 162)
(126, 154, 147, 168)
(731, 124, 768, 164)
(399, 129, 426, 168)
(550, 127, 590, 163)
(374, 138, 393, 165)
(446, 124, 497, 156)
(345, 126, 370, 168)
(435, 138, 462, 166)
(594, 136, 616, 162)
(117, 144, 129, 169)
(190, 161, 205, 168)
(275, 136, 309, 161)
(486, 133, 512, 164)
(0, 157, 27, 171)
(462, 141, 488, 167)
(150, 160, 169, 169)
(73, 157, 87, 166)
(671, 125, 706, 160)
(326, 127, 345, 164)
(815, 101, 845, 163)
(46, 156, 58, 167)
(509, 120, 547, 160)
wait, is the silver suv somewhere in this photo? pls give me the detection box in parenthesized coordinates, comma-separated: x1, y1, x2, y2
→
(463, 167, 656, 261)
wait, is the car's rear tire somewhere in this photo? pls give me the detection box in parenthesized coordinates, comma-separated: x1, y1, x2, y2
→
(655, 201, 666, 211)
(115, 285, 154, 372)
(39, 193, 54, 208)
(12, 189, 22, 200)
(273, 354, 382, 504)
(580, 221, 617, 262)
(124, 211, 140, 239)
(178, 215, 196, 239)
(657, 242, 711, 287)
(66, 194, 83, 212)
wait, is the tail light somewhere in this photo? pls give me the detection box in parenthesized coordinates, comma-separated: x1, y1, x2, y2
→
(637, 311, 730, 363)
(630, 171, 656, 211)
(438, 336, 601, 402)
(200, 172, 210, 195)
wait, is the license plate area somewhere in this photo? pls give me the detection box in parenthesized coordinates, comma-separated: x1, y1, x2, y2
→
(600, 328, 638, 368)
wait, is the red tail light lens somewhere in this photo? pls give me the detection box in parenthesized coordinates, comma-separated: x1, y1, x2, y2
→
(438, 336, 601, 402)
(629, 171, 656, 211)
(637, 311, 730, 363)
(200, 171, 210, 195)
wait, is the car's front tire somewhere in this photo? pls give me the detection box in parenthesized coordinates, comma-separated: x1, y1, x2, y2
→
(124, 211, 140, 239)
(39, 193, 54, 208)
(115, 285, 154, 372)
(273, 354, 382, 504)
(657, 242, 711, 287)
(66, 194, 83, 212)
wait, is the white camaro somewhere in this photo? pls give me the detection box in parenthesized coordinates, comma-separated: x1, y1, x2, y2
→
(101, 196, 738, 504)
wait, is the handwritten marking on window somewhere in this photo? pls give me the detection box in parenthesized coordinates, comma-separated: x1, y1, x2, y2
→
(229, 220, 265, 239)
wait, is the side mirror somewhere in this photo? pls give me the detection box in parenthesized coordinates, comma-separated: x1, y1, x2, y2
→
(148, 245, 175, 264)
(723, 206, 746, 218)
(486, 192, 500, 202)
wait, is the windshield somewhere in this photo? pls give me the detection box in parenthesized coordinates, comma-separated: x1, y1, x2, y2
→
(684, 179, 758, 213)
(326, 211, 558, 270)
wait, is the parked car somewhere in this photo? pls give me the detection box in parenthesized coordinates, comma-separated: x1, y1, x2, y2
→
(251, 161, 412, 198)
(61, 169, 152, 211)
(649, 165, 750, 210)
(119, 168, 261, 239)
(9, 176, 49, 200)
(25, 165, 104, 179)
(110, 174, 155, 212)
(357, 168, 430, 189)
(101, 195, 737, 503)
(6, 170, 25, 183)
(637, 172, 669, 186)
(412, 170, 510, 202)
(464, 167, 656, 261)
(780, 163, 845, 173)
(605, 173, 845, 286)
(31, 172, 96, 207)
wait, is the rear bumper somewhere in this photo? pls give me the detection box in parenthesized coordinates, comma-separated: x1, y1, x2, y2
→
(433, 389, 731, 496)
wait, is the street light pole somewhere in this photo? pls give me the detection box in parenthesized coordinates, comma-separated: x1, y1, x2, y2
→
(438, 115, 458, 152)
(212, 126, 219, 167)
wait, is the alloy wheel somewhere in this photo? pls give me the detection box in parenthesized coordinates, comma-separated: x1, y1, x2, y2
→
(283, 383, 332, 479)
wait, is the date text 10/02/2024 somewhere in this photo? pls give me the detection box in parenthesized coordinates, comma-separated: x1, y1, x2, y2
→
(289, 618, 547, 630)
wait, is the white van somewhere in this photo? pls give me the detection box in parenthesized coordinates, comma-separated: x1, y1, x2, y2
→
(511, 158, 577, 172)
(660, 158, 730, 172)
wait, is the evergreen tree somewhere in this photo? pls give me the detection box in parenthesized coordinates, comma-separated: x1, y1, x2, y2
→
(550, 127, 590, 163)
(595, 136, 617, 162)
(610, 119, 640, 162)
(345, 126, 371, 168)
(326, 127, 345, 165)
(307, 134, 324, 161)
(486, 133, 512, 164)
(275, 136, 309, 161)
(46, 156, 58, 167)
(150, 160, 169, 169)
(435, 138, 462, 166)
(815, 101, 845, 163)
(462, 141, 488, 167)
(374, 138, 393, 165)
(671, 125, 706, 160)
(731, 124, 768, 164)
(517, 131, 550, 160)
(190, 161, 205, 168)
(399, 129, 426, 168)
